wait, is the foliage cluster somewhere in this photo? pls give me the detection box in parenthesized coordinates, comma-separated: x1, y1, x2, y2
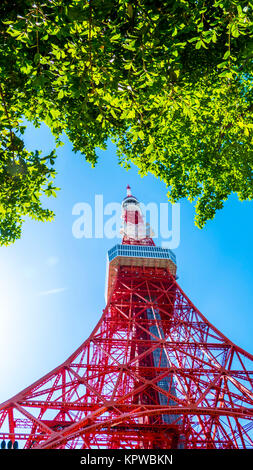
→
(0, 0, 252, 243)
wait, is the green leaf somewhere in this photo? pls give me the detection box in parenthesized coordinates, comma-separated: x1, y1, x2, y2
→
(231, 25, 240, 37)
(34, 52, 40, 65)
(138, 130, 145, 140)
(127, 3, 133, 18)
(128, 109, 135, 119)
(58, 89, 64, 99)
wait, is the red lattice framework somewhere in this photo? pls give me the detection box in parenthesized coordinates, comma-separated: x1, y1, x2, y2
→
(0, 265, 252, 449)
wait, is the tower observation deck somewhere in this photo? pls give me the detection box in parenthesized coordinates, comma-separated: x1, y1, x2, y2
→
(0, 186, 252, 449)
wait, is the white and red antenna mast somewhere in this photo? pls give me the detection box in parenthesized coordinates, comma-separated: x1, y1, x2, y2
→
(120, 185, 155, 246)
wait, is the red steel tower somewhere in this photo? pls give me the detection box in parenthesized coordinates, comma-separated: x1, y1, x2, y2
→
(0, 186, 253, 449)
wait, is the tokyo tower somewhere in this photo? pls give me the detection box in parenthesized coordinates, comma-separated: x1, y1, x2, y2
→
(0, 186, 253, 449)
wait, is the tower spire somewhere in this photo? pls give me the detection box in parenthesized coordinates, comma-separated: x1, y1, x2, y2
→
(120, 185, 155, 246)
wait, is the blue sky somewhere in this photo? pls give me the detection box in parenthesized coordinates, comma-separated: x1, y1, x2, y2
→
(0, 123, 252, 403)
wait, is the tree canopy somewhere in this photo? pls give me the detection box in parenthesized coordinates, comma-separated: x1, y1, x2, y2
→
(0, 0, 252, 244)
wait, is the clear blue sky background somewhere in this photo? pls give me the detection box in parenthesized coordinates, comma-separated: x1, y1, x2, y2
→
(0, 123, 252, 403)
